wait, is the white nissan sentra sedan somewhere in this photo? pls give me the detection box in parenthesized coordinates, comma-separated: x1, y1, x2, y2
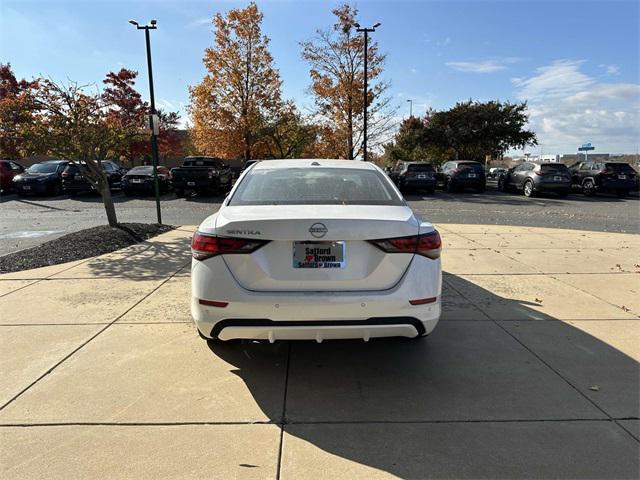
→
(191, 159, 442, 342)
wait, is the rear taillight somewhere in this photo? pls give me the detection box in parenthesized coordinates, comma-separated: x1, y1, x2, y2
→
(369, 230, 441, 259)
(61, 171, 70, 178)
(191, 232, 269, 260)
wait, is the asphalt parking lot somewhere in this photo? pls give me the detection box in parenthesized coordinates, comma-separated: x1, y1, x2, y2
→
(1, 225, 638, 479)
(1, 185, 638, 254)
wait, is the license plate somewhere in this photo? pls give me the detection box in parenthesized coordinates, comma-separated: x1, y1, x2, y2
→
(132, 179, 143, 183)
(22, 185, 31, 191)
(293, 241, 346, 269)
(618, 175, 627, 180)
(417, 174, 426, 179)
(468, 173, 477, 178)
(554, 176, 562, 182)
(187, 181, 196, 186)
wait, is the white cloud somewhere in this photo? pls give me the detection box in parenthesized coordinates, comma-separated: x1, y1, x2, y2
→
(599, 63, 620, 76)
(436, 37, 451, 47)
(513, 60, 640, 153)
(409, 68, 417, 74)
(446, 57, 520, 74)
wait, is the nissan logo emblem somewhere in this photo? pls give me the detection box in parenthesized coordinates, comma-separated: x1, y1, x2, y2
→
(309, 222, 328, 238)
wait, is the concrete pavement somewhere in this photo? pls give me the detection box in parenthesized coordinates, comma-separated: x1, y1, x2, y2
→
(1, 225, 639, 479)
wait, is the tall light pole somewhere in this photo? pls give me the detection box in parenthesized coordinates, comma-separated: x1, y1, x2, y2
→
(407, 99, 413, 118)
(129, 19, 162, 224)
(354, 22, 380, 162)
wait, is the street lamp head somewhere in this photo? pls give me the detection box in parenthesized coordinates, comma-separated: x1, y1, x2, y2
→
(353, 22, 360, 28)
(373, 22, 381, 29)
(128, 20, 139, 26)
(150, 19, 157, 25)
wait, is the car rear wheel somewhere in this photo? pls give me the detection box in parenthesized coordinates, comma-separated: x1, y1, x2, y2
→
(175, 188, 184, 197)
(616, 190, 628, 198)
(523, 180, 535, 197)
(475, 185, 485, 193)
(582, 179, 596, 196)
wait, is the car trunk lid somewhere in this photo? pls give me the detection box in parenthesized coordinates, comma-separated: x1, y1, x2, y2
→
(206, 205, 420, 292)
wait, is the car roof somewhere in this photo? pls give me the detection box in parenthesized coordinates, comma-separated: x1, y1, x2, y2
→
(41, 160, 67, 164)
(252, 159, 378, 171)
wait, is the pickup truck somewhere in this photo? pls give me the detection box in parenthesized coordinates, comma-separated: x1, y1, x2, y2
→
(170, 156, 232, 196)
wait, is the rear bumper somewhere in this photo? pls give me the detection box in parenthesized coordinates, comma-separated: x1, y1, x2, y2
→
(534, 181, 571, 192)
(403, 178, 436, 188)
(452, 177, 485, 187)
(14, 182, 52, 194)
(209, 317, 434, 342)
(62, 180, 94, 192)
(191, 255, 442, 341)
(171, 179, 217, 190)
(597, 179, 636, 191)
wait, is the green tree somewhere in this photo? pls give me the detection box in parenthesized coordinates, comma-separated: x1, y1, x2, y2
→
(424, 100, 537, 161)
(262, 102, 317, 159)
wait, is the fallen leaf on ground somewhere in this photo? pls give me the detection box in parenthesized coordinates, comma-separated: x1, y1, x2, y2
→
(589, 386, 600, 392)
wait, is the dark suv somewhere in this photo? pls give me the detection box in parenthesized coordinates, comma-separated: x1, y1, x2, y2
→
(498, 162, 571, 197)
(439, 160, 486, 193)
(391, 161, 436, 193)
(61, 161, 124, 195)
(569, 161, 637, 197)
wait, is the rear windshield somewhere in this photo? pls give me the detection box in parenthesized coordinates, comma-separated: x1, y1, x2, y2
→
(605, 163, 634, 173)
(540, 164, 569, 174)
(128, 167, 154, 175)
(183, 158, 220, 167)
(407, 163, 434, 172)
(229, 168, 404, 206)
(458, 162, 483, 172)
(28, 163, 61, 174)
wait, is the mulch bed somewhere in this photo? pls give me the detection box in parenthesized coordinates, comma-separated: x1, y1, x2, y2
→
(0, 223, 174, 273)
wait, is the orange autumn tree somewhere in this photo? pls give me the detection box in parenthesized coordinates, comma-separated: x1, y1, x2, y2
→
(189, 2, 283, 161)
(301, 4, 395, 159)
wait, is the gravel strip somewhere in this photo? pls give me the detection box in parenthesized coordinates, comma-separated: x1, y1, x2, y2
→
(0, 223, 174, 273)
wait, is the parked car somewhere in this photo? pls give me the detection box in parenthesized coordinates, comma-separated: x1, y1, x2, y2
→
(391, 161, 436, 194)
(61, 160, 124, 195)
(170, 156, 232, 197)
(569, 161, 637, 197)
(122, 165, 172, 195)
(191, 159, 442, 342)
(0, 160, 25, 193)
(498, 162, 571, 197)
(439, 160, 486, 193)
(12, 160, 69, 196)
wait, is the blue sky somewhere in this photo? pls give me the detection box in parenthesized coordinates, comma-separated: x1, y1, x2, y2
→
(2, 0, 638, 154)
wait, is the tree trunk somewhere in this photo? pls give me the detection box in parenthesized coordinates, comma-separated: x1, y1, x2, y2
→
(99, 182, 118, 227)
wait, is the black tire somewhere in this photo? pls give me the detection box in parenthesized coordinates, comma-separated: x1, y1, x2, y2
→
(582, 179, 596, 196)
(523, 180, 535, 197)
(475, 185, 485, 193)
(50, 184, 62, 196)
(123, 189, 132, 197)
(426, 187, 435, 195)
(175, 189, 184, 198)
